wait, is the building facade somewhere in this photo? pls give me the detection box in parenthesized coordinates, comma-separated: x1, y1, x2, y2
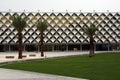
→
(0, 12, 120, 52)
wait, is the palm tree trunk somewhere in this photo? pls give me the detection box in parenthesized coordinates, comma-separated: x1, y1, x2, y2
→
(89, 37, 94, 57)
(40, 32, 44, 57)
(18, 32, 22, 59)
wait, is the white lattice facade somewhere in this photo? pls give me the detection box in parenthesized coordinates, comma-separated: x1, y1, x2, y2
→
(0, 12, 120, 51)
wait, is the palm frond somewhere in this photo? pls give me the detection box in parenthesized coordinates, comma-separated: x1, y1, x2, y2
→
(35, 20, 48, 33)
(84, 24, 98, 37)
(11, 15, 27, 32)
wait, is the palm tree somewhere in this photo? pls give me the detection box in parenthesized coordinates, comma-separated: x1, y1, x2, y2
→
(11, 15, 27, 59)
(84, 24, 98, 57)
(35, 20, 48, 57)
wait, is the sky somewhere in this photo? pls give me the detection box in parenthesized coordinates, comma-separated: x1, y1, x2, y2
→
(0, 0, 120, 12)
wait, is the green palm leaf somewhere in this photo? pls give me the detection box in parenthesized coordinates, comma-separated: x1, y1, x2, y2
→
(84, 24, 98, 37)
(11, 15, 27, 32)
(36, 20, 48, 33)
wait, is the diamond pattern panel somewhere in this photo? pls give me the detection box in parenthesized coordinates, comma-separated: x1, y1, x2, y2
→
(0, 12, 120, 44)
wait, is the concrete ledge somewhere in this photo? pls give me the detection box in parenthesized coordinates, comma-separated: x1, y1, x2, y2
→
(29, 54, 36, 57)
(22, 55, 27, 58)
(5, 56, 14, 59)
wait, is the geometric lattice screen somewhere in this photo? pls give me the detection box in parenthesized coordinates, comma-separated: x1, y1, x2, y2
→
(0, 12, 120, 44)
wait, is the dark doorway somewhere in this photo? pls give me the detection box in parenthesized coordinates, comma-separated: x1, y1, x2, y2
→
(25, 44, 37, 52)
(68, 44, 80, 51)
(0, 45, 4, 52)
(44, 45, 52, 51)
(0, 45, 9, 52)
(82, 44, 89, 51)
(54, 44, 66, 51)
(96, 44, 108, 51)
(110, 44, 120, 51)
(10, 45, 18, 51)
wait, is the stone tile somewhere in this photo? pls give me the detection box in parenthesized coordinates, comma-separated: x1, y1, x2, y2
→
(0, 68, 88, 80)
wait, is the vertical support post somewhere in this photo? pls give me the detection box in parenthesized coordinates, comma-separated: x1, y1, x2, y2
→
(38, 45, 39, 52)
(80, 44, 82, 51)
(66, 44, 68, 51)
(52, 44, 54, 52)
(119, 43, 120, 51)
(108, 44, 110, 51)
(94, 44, 96, 51)
(23, 45, 26, 52)
(9, 44, 11, 52)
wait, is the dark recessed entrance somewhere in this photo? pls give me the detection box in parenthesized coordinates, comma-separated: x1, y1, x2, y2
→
(44, 45, 52, 51)
(96, 44, 108, 51)
(25, 44, 37, 52)
(68, 44, 80, 51)
(10, 45, 18, 51)
(0, 45, 9, 52)
(82, 44, 89, 51)
(54, 44, 66, 51)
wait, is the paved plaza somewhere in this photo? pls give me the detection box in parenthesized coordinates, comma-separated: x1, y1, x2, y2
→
(0, 51, 90, 80)
(0, 51, 89, 63)
(0, 51, 119, 63)
(0, 68, 88, 80)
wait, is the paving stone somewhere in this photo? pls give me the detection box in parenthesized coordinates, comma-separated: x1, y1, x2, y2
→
(0, 68, 88, 80)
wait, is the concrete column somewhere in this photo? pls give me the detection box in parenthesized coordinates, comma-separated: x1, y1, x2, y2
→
(119, 44, 120, 51)
(23, 45, 26, 52)
(38, 45, 39, 52)
(94, 44, 96, 51)
(66, 45, 68, 51)
(80, 44, 82, 51)
(9, 45, 11, 52)
(108, 44, 110, 51)
(52, 45, 54, 52)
